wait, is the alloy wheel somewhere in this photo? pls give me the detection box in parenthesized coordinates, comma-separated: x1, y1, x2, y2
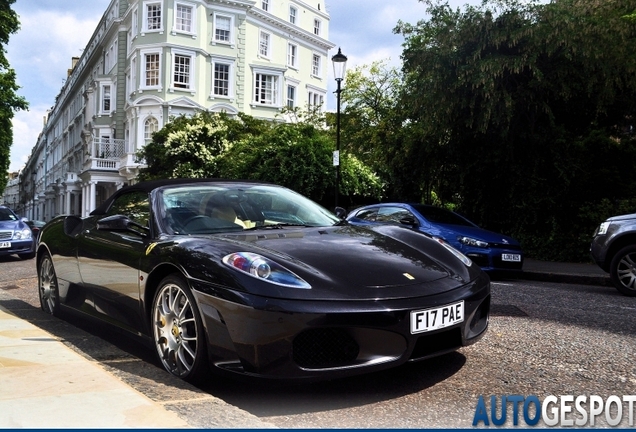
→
(616, 252, 636, 291)
(38, 254, 59, 315)
(152, 280, 200, 378)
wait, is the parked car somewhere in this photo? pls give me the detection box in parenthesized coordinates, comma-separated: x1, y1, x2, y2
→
(0, 206, 35, 260)
(591, 213, 636, 296)
(347, 203, 524, 273)
(36, 179, 490, 382)
(25, 220, 46, 242)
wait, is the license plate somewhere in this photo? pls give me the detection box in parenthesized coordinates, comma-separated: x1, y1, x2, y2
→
(502, 253, 521, 262)
(411, 301, 464, 334)
(0, 241, 10, 248)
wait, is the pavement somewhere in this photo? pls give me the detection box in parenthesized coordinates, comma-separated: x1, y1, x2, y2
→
(0, 259, 613, 428)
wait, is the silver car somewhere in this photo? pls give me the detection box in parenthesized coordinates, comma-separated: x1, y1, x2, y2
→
(591, 213, 636, 296)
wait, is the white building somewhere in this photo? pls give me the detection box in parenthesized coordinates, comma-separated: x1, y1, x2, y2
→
(16, 0, 334, 221)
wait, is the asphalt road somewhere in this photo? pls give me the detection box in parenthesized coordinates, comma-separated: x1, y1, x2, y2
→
(2, 255, 635, 428)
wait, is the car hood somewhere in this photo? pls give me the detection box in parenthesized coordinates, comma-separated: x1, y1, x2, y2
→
(436, 223, 519, 246)
(0, 220, 24, 230)
(174, 224, 482, 301)
(606, 213, 636, 223)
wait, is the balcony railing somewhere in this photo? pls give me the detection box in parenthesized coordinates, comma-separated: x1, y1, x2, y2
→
(84, 137, 127, 171)
(92, 137, 126, 159)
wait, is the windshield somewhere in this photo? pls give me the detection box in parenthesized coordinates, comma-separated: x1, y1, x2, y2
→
(0, 208, 18, 222)
(158, 184, 340, 235)
(412, 205, 475, 227)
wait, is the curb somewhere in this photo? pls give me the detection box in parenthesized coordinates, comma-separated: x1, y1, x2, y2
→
(515, 271, 613, 287)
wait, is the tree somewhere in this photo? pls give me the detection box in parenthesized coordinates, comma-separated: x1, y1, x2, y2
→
(394, 0, 636, 260)
(218, 119, 384, 205)
(136, 112, 265, 181)
(137, 110, 384, 207)
(0, 0, 28, 192)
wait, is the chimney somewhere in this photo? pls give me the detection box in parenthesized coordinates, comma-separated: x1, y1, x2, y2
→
(68, 56, 80, 77)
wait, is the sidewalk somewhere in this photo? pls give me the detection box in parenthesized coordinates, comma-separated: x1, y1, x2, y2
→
(0, 305, 189, 428)
(0, 259, 611, 428)
(0, 299, 276, 429)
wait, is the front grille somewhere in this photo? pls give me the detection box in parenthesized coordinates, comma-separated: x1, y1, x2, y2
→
(409, 327, 462, 360)
(293, 328, 360, 369)
(0, 231, 12, 240)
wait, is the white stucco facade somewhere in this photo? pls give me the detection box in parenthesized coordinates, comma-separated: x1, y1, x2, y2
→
(8, 0, 334, 220)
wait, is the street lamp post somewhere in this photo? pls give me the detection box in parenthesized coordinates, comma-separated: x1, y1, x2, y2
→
(331, 47, 347, 211)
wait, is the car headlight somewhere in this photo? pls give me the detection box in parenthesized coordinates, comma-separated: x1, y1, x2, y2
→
(433, 237, 472, 267)
(223, 252, 311, 289)
(458, 236, 489, 248)
(595, 222, 610, 236)
(13, 229, 32, 240)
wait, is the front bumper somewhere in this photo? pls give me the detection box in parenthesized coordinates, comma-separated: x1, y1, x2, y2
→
(463, 247, 524, 272)
(191, 272, 490, 380)
(0, 239, 34, 256)
(590, 236, 609, 271)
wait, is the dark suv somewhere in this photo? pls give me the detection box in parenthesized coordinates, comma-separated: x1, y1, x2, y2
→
(0, 206, 35, 260)
(591, 213, 636, 296)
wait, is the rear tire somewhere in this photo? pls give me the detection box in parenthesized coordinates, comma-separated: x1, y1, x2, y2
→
(151, 274, 209, 382)
(609, 245, 636, 297)
(38, 253, 61, 315)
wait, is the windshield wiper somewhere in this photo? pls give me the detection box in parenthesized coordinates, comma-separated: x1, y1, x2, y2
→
(244, 223, 311, 231)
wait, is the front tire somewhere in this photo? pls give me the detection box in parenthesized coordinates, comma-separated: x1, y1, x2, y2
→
(609, 245, 636, 297)
(38, 252, 60, 315)
(152, 274, 209, 381)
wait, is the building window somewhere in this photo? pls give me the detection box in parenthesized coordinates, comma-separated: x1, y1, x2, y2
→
(214, 15, 231, 43)
(214, 63, 230, 96)
(308, 90, 324, 110)
(144, 117, 159, 140)
(287, 43, 297, 67)
(143, 52, 160, 87)
(101, 84, 112, 113)
(255, 73, 278, 105)
(312, 54, 321, 76)
(262, 0, 269, 11)
(173, 53, 192, 89)
(287, 85, 296, 108)
(144, 2, 162, 31)
(259, 31, 270, 57)
(313, 18, 321, 36)
(132, 8, 138, 35)
(175, 3, 193, 33)
(289, 6, 297, 24)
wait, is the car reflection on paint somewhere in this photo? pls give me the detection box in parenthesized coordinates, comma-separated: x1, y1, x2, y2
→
(36, 178, 490, 382)
(347, 203, 524, 273)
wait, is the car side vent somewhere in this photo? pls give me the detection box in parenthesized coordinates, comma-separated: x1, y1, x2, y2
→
(293, 328, 360, 369)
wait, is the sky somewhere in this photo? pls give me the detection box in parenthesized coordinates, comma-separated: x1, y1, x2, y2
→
(5, 0, 466, 172)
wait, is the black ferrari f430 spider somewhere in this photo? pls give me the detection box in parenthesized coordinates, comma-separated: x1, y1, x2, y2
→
(36, 178, 490, 382)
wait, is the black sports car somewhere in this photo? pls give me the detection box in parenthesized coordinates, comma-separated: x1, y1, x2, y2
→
(36, 179, 490, 382)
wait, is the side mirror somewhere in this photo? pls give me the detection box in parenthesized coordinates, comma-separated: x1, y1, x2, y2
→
(334, 206, 347, 219)
(399, 216, 418, 227)
(97, 214, 148, 236)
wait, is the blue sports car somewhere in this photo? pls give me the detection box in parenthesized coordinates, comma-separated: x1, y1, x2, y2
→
(347, 203, 523, 272)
